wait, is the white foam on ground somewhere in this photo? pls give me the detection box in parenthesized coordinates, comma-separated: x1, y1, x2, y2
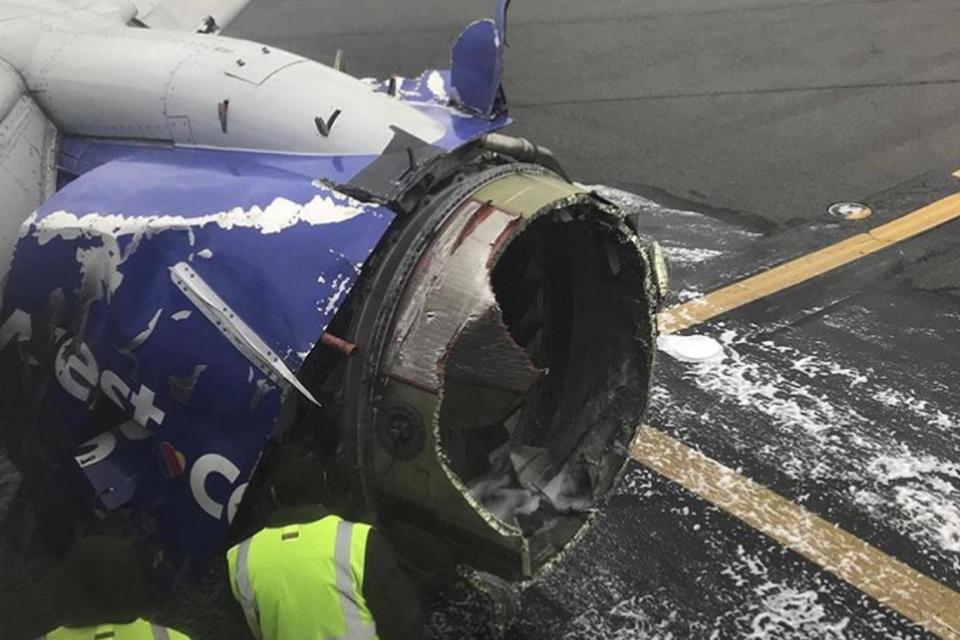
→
(654, 324, 960, 570)
(658, 334, 725, 364)
(562, 594, 680, 640)
(526, 472, 877, 639)
(745, 586, 849, 639)
(864, 448, 960, 553)
(661, 245, 724, 265)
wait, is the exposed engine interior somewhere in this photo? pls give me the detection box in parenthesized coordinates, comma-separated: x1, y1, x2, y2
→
(309, 166, 663, 580)
(443, 211, 653, 539)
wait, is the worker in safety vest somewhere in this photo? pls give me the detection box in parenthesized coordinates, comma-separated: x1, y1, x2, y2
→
(38, 535, 191, 640)
(226, 444, 422, 640)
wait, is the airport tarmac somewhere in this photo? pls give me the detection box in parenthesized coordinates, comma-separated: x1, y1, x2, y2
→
(229, 1, 960, 637)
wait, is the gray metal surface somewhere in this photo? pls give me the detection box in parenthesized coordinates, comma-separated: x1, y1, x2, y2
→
(0, 59, 57, 281)
(0, 2, 443, 154)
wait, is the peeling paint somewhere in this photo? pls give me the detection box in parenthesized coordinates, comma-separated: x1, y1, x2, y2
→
(248, 378, 275, 412)
(169, 364, 207, 405)
(121, 308, 163, 353)
(427, 70, 449, 102)
(321, 274, 353, 316)
(33, 193, 375, 244)
(76, 241, 124, 303)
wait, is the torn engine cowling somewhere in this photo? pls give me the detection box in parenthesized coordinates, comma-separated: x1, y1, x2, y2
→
(314, 165, 665, 580)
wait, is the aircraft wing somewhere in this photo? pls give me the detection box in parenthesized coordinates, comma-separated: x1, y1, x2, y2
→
(131, 0, 252, 32)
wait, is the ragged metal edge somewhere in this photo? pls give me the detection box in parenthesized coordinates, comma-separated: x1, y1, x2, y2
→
(431, 190, 663, 561)
(169, 261, 320, 406)
(479, 191, 661, 580)
(433, 313, 533, 542)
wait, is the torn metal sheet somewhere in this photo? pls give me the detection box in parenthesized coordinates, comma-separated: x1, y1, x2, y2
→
(362, 68, 511, 150)
(383, 201, 529, 391)
(345, 126, 445, 204)
(450, 16, 505, 117)
(0, 155, 395, 558)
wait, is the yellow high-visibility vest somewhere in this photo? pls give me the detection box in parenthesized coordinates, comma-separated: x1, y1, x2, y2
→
(39, 619, 190, 639)
(227, 515, 378, 640)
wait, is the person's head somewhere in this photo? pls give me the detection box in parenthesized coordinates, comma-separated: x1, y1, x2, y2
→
(268, 442, 327, 507)
(57, 535, 147, 626)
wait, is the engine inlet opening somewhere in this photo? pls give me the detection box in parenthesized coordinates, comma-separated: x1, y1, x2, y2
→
(438, 202, 653, 552)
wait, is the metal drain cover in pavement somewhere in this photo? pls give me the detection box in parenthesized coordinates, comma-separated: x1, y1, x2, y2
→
(828, 202, 873, 220)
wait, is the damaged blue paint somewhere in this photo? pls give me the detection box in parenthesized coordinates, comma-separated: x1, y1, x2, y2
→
(450, 0, 509, 117)
(372, 70, 511, 149)
(0, 156, 395, 559)
(0, 0, 515, 566)
(451, 20, 503, 117)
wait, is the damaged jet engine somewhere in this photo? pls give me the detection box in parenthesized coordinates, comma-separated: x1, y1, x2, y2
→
(0, 0, 666, 589)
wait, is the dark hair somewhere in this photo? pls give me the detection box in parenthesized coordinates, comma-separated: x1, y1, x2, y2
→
(58, 535, 146, 627)
(269, 443, 327, 506)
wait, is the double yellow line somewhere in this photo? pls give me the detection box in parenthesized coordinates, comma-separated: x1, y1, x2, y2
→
(635, 187, 960, 637)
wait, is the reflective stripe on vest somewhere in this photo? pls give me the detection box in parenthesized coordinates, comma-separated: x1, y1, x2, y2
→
(229, 517, 377, 640)
(334, 522, 376, 640)
(234, 537, 262, 640)
(40, 620, 180, 639)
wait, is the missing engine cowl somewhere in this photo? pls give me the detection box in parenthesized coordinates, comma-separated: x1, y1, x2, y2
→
(446, 206, 653, 540)
(346, 168, 661, 580)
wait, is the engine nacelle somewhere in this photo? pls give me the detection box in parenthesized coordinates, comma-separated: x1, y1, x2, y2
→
(310, 166, 665, 580)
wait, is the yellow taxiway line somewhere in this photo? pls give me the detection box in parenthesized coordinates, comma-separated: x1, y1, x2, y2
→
(632, 427, 960, 639)
(636, 185, 960, 637)
(659, 192, 960, 334)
